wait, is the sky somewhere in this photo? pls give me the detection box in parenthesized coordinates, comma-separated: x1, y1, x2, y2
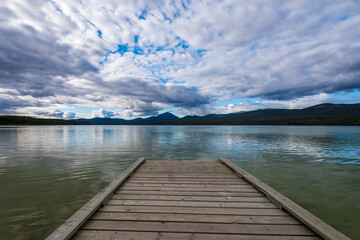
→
(1, 0, 360, 119)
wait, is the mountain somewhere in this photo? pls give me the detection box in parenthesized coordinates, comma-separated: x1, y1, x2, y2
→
(186, 103, 360, 125)
(72, 103, 360, 125)
(74, 112, 179, 125)
(132, 112, 179, 124)
(75, 117, 128, 125)
(146, 112, 179, 121)
(3, 104, 360, 126)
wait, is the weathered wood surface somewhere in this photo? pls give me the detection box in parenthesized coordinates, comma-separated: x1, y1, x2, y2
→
(82, 220, 315, 235)
(91, 212, 300, 224)
(99, 205, 291, 216)
(46, 158, 350, 240)
(106, 199, 276, 208)
(112, 194, 270, 202)
(73, 230, 323, 240)
(115, 190, 264, 197)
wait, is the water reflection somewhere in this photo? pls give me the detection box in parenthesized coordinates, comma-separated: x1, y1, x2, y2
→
(0, 125, 359, 239)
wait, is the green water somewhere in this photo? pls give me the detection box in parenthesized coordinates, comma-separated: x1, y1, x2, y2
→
(0, 125, 359, 239)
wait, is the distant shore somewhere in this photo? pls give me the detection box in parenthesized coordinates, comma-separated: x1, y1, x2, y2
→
(0, 116, 91, 125)
(2, 103, 360, 126)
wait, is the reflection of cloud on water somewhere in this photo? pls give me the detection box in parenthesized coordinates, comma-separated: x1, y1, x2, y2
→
(280, 136, 327, 159)
(278, 135, 360, 165)
(208, 128, 360, 165)
(3, 125, 360, 172)
(327, 160, 360, 165)
(0, 156, 10, 173)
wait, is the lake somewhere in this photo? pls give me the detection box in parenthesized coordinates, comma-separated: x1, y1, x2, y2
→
(0, 125, 359, 239)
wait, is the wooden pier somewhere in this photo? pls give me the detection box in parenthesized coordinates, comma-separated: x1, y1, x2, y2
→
(46, 158, 350, 240)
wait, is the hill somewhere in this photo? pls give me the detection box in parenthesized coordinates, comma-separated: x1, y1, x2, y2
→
(177, 103, 360, 125)
(0, 116, 91, 125)
(73, 103, 360, 125)
(75, 112, 179, 125)
(2, 103, 360, 125)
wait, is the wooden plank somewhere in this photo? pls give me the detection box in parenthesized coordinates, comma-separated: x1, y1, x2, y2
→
(122, 183, 254, 188)
(138, 165, 228, 169)
(138, 165, 229, 168)
(135, 171, 233, 174)
(142, 161, 222, 165)
(134, 171, 234, 174)
(126, 179, 247, 184)
(137, 165, 231, 169)
(126, 179, 247, 185)
(137, 165, 229, 172)
(81, 220, 316, 236)
(130, 173, 239, 178)
(106, 199, 277, 208)
(137, 166, 232, 170)
(112, 194, 270, 202)
(91, 212, 300, 224)
(140, 164, 224, 167)
(138, 167, 226, 170)
(115, 190, 265, 197)
(219, 157, 350, 240)
(132, 173, 234, 176)
(144, 160, 219, 163)
(137, 167, 228, 172)
(118, 186, 259, 192)
(129, 176, 240, 180)
(73, 230, 322, 240)
(99, 205, 291, 216)
(45, 157, 145, 240)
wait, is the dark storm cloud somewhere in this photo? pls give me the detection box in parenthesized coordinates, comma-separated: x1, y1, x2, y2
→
(0, 95, 43, 114)
(100, 77, 211, 111)
(0, 4, 98, 100)
(0, 28, 96, 78)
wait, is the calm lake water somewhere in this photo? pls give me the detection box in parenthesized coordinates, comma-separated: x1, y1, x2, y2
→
(0, 125, 359, 239)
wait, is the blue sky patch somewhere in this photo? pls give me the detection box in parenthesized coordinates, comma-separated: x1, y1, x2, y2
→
(117, 44, 129, 55)
(97, 30, 102, 39)
(132, 46, 143, 55)
(139, 9, 147, 20)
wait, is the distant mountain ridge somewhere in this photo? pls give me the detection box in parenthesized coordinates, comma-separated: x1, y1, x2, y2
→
(74, 103, 360, 125)
(75, 112, 180, 125)
(1, 103, 360, 125)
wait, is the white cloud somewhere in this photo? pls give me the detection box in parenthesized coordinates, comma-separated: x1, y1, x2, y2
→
(0, 0, 359, 117)
(34, 109, 77, 119)
(92, 108, 115, 118)
(63, 111, 76, 119)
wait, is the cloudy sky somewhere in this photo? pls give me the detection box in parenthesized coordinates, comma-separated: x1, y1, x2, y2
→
(1, 0, 360, 119)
